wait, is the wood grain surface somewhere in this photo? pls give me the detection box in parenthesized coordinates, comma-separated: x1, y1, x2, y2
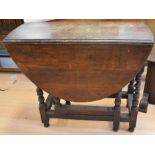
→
(3, 20, 154, 102)
(4, 21, 154, 43)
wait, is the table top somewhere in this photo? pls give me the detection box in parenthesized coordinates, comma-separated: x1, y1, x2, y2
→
(4, 21, 154, 44)
(3, 20, 154, 101)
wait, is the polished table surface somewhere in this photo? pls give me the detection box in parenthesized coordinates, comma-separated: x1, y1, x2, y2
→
(4, 20, 154, 102)
(4, 21, 154, 43)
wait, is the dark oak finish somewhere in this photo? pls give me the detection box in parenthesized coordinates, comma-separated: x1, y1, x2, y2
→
(55, 104, 114, 116)
(36, 87, 49, 127)
(3, 21, 154, 43)
(144, 45, 155, 105)
(113, 91, 122, 131)
(35, 72, 143, 132)
(3, 20, 154, 131)
(129, 68, 144, 132)
(3, 21, 154, 102)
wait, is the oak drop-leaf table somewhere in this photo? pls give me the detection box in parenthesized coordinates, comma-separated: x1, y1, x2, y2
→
(3, 20, 154, 132)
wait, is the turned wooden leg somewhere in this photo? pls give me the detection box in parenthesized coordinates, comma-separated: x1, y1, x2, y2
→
(113, 91, 122, 131)
(128, 78, 135, 94)
(36, 87, 49, 127)
(127, 78, 135, 107)
(144, 61, 155, 105)
(129, 68, 144, 132)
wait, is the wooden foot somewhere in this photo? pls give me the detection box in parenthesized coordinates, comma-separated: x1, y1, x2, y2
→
(113, 91, 122, 131)
(36, 87, 50, 126)
(129, 107, 138, 131)
(128, 127, 135, 132)
(44, 117, 50, 127)
(113, 126, 119, 132)
(44, 124, 49, 127)
(39, 103, 46, 123)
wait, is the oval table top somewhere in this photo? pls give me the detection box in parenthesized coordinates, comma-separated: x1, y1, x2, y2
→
(4, 20, 154, 102)
(4, 20, 154, 44)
